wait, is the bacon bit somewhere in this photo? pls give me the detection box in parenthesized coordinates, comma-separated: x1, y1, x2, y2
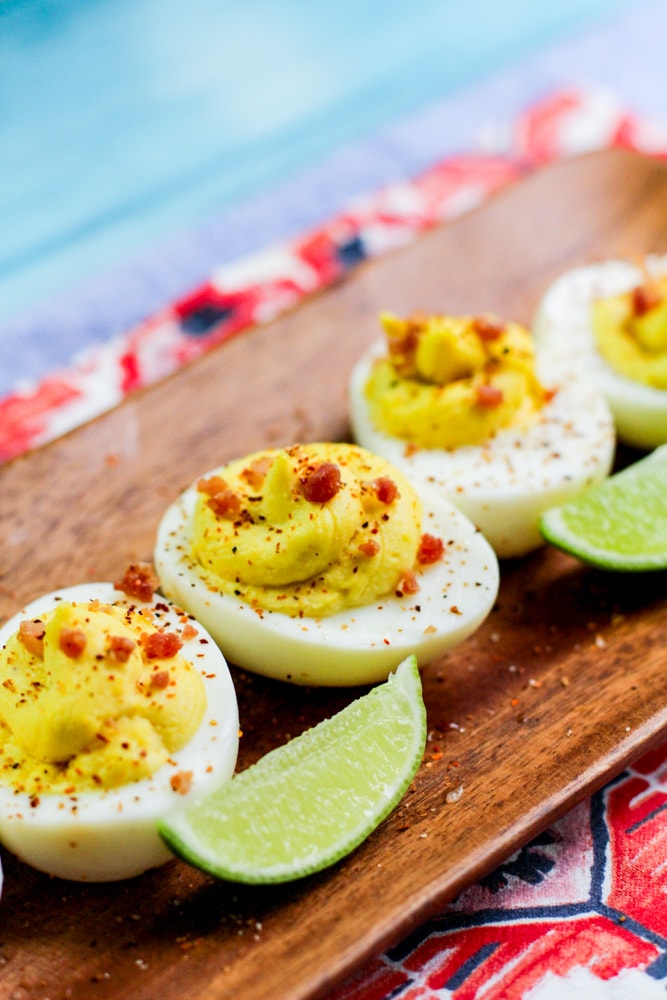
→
(18, 619, 46, 658)
(151, 669, 171, 689)
(115, 562, 159, 603)
(197, 474, 226, 496)
(417, 533, 445, 565)
(358, 539, 380, 558)
(388, 321, 421, 375)
(475, 383, 504, 408)
(396, 569, 419, 597)
(632, 282, 661, 316)
(181, 622, 198, 642)
(141, 631, 183, 660)
(170, 771, 193, 795)
(449, 606, 462, 615)
(240, 455, 273, 490)
(201, 479, 242, 520)
(299, 462, 341, 504)
(197, 475, 242, 518)
(472, 316, 505, 341)
(108, 635, 136, 663)
(59, 627, 87, 659)
(2, 678, 16, 693)
(371, 476, 400, 505)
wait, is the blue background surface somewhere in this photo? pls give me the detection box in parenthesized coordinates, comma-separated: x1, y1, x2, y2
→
(1, 0, 666, 392)
(0, 0, 645, 314)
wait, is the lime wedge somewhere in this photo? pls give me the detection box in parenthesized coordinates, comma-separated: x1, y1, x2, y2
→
(158, 655, 426, 883)
(539, 444, 667, 570)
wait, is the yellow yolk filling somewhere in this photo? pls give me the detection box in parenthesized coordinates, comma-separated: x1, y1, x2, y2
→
(0, 601, 206, 795)
(191, 443, 423, 617)
(592, 276, 667, 387)
(364, 312, 548, 449)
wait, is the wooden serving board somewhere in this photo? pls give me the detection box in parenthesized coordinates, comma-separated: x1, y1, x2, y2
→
(1, 148, 667, 1000)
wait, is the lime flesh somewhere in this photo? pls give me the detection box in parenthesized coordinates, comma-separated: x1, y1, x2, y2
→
(539, 444, 667, 570)
(158, 654, 426, 883)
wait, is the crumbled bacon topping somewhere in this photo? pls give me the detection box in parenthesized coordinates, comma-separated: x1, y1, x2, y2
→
(371, 476, 400, 505)
(632, 282, 661, 316)
(59, 627, 87, 659)
(207, 490, 242, 519)
(387, 313, 426, 376)
(417, 533, 445, 565)
(114, 562, 159, 603)
(358, 539, 380, 558)
(141, 631, 183, 660)
(198, 476, 242, 519)
(472, 316, 505, 341)
(475, 383, 504, 408)
(396, 569, 419, 596)
(108, 635, 136, 663)
(299, 462, 341, 503)
(197, 474, 226, 497)
(150, 669, 171, 689)
(240, 455, 273, 490)
(170, 770, 193, 795)
(18, 619, 46, 658)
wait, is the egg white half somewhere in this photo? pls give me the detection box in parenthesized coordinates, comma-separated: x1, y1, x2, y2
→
(533, 255, 667, 450)
(154, 476, 499, 686)
(0, 583, 239, 882)
(348, 342, 615, 559)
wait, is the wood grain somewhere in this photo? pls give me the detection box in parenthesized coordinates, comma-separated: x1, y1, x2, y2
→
(1, 148, 667, 1000)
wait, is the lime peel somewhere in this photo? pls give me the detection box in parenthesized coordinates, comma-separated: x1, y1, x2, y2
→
(158, 654, 426, 883)
(538, 444, 667, 570)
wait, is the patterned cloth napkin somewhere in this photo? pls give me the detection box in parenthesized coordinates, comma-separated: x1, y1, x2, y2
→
(3, 86, 666, 464)
(2, 87, 666, 998)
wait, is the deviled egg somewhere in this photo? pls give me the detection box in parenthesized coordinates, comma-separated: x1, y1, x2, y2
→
(0, 571, 239, 881)
(533, 254, 667, 449)
(349, 311, 615, 558)
(154, 442, 499, 686)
